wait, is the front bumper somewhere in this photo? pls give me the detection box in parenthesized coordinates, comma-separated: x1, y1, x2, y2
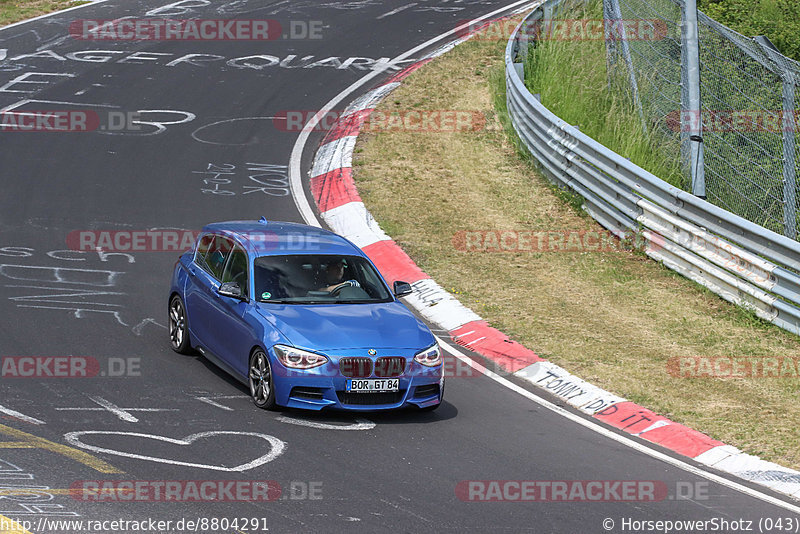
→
(270, 353, 444, 411)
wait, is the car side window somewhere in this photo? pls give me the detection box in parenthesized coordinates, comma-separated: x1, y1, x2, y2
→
(196, 235, 233, 280)
(222, 244, 249, 297)
(194, 234, 214, 273)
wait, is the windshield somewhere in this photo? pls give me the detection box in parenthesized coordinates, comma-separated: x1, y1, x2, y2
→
(253, 254, 393, 304)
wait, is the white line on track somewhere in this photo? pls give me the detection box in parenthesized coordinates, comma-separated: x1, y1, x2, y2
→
(376, 3, 418, 19)
(56, 396, 177, 422)
(0, 404, 45, 425)
(193, 394, 249, 411)
(288, 0, 800, 513)
(276, 415, 376, 431)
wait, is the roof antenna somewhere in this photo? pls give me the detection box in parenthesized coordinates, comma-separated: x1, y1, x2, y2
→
(258, 216, 268, 224)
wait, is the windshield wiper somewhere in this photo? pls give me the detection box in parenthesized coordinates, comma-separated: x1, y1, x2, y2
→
(331, 299, 383, 304)
(258, 298, 389, 305)
(258, 299, 335, 305)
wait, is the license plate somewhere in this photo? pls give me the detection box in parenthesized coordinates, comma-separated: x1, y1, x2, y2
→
(346, 378, 399, 393)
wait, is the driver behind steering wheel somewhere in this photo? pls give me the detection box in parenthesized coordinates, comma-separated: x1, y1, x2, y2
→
(318, 258, 360, 293)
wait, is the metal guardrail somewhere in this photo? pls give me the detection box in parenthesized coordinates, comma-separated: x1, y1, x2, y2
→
(607, 0, 800, 240)
(505, 1, 800, 336)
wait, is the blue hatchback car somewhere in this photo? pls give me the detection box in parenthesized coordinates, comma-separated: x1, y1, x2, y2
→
(169, 219, 444, 411)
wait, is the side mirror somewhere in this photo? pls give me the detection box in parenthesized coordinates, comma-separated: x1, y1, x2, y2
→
(393, 281, 413, 298)
(218, 281, 246, 300)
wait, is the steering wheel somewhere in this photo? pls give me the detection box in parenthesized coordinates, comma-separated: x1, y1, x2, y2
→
(329, 280, 359, 296)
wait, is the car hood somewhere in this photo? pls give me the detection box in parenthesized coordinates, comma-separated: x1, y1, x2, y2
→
(254, 301, 434, 351)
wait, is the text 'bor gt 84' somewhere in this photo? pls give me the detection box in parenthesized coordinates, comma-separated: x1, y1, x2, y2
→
(169, 219, 444, 411)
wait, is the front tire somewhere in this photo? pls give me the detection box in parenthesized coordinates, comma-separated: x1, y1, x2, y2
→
(168, 295, 191, 354)
(249, 349, 277, 410)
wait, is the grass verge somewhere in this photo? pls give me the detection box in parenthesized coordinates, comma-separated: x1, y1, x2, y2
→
(0, 0, 89, 27)
(353, 16, 800, 469)
(699, 0, 800, 62)
(523, 1, 684, 189)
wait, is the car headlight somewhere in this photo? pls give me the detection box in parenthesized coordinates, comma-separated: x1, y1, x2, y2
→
(273, 344, 328, 369)
(414, 344, 442, 367)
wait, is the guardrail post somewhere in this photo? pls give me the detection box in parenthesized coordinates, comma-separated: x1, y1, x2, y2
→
(681, 0, 706, 198)
(518, 18, 530, 61)
(603, 0, 618, 89)
(514, 62, 525, 81)
(608, 0, 645, 130)
(780, 74, 797, 239)
(542, 0, 553, 26)
(754, 36, 798, 239)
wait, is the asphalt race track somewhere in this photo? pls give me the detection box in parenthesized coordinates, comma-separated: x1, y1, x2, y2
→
(0, 1, 799, 533)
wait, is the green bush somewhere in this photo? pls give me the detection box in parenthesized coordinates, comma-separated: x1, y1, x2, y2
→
(699, 0, 800, 61)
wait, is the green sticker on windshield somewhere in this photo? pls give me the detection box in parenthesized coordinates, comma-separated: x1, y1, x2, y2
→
(261, 292, 271, 300)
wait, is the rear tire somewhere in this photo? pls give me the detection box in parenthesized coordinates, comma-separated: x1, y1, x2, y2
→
(249, 349, 277, 410)
(168, 295, 191, 354)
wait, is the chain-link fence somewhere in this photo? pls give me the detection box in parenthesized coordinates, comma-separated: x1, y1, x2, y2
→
(604, 0, 800, 239)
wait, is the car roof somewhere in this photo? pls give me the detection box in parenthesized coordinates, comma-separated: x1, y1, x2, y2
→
(201, 220, 364, 257)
